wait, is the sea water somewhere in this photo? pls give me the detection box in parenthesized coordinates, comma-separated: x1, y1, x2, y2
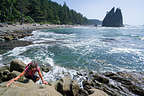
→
(1, 25, 144, 82)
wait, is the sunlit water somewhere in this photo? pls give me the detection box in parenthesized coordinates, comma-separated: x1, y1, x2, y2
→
(1, 25, 144, 82)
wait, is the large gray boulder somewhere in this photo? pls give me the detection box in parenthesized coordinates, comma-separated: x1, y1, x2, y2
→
(102, 7, 124, 27)
(54, 76, 88, 96)
(0, 67, 26, 83)
(0, 81, 62, 96)
(10, 59, 26, 72)
(89, 89, 108, 96)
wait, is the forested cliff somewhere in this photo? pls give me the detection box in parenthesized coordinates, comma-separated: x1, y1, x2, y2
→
(0, 0, 87, 24)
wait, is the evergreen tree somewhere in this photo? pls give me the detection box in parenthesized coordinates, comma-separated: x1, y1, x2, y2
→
(0, 0, 88, 24)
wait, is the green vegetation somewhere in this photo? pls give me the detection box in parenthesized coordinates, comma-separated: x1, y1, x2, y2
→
(0, 0, 87, 25)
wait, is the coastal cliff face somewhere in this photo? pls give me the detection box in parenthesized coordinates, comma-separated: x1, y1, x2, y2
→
(102, 7, 124, 27)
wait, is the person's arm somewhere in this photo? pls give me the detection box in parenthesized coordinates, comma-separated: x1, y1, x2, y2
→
(38, 70, 48, 84)
(7, 71, 25, 87)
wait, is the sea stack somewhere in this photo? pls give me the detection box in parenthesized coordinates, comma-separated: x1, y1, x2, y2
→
(102, 7, 124, 27)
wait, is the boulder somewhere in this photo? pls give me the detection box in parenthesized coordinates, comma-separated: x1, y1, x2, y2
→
(10, 59, 26, 72)
(87, 74, 123, 96)
(72, 80, 81, 96)
(55, 76, 73, 96)
(0, 70, 17, 83)
(92, 74, 109, 84)
(0, 81, 62, 96)
(4, 36, 14, 41)
(62, 76, 72, 93)
(0, 66, 9, 72)
(82, 80, 94, 94)
(89, 89, 108, 96)
(0, 23, 6, 27)
(54, 79, 63, 94)
(54, 76, 88, 96)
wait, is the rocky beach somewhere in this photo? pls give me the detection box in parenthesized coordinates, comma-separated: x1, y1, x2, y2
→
(0, 59, 144, 96)
(0, 24, 144, 96)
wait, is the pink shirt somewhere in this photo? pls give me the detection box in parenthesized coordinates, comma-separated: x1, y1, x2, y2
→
(24, 62, 40, 76)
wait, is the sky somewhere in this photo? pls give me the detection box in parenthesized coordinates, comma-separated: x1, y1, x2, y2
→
(52, 0, 144, 25)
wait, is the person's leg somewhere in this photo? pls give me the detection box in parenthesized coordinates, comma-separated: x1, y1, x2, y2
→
(31, 75, 40, 82)
(25, 75, 39, 82)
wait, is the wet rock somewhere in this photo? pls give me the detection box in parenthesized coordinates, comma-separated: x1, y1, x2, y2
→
(77, 72, 83, 76)
(123, 84, 144, 96)
(0, 70, 17, 83)
(55, 76, 88, 96)
(63, 76, 73, 94)
(82, 79, 109, 96)
(4, 36, 14, 41)
(104, 72, 133, 85)
(0, 66, 9, 72)
(109, 75, 133, 85)
(116, 72, 144, 96)
(0, 29, 33, 42)
(54, 79, 63, 94)
(90, 79, 121, 96)
(59, 76, 73, 96)
(103, 72, 144, 96)
(92, 74, 109, 84)
(103, 72, 116, 77)
(72, 80, 84, 96)
(10, 59, 26, 72)
(0, 23, 6, 27)
(89, 89, 108, 96)
(82, 80, 94, 94)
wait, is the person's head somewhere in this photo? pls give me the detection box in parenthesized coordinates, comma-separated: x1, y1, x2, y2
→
(29, 60, 38, 70)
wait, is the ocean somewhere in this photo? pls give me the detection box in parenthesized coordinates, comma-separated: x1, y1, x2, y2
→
(0, 25, 144, 82)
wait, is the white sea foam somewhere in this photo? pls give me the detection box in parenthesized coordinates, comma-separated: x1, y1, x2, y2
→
(34, 57, 85, 86)
(37, 62, 78, 83)
(43, 57, 54, 66)
(5, 44, 50, 57)
(7, 47, 28, 56)
(108, 47, 142, 55)
(33, 38, 56, 44)
(32, 30, 75, 39)
(102, 63, 135, 72)
(63, 38, 103, 53)
(140, 37, 144, 40)
(5, 44, 33, 57)
(0, 55, 2, 60)
(40, 65, 87, 87)
(21, 30, 76, 44)
(0, 55, 2, 66)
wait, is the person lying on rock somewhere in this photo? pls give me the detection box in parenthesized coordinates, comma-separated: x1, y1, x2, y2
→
(7, 61, 48, 87)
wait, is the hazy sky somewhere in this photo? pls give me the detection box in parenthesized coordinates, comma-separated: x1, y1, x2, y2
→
(52, 0, 144, 25)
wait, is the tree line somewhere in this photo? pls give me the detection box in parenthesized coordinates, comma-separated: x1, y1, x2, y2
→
(0, 0, 88, 25)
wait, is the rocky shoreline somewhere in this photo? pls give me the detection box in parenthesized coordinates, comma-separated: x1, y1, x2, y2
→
(0, 59, 144, 96)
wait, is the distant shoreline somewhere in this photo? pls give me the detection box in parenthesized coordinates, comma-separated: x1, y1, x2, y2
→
(0, 23, 79, 41)
(0, 23, 75, 34)
(0, 24, 77, 54)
